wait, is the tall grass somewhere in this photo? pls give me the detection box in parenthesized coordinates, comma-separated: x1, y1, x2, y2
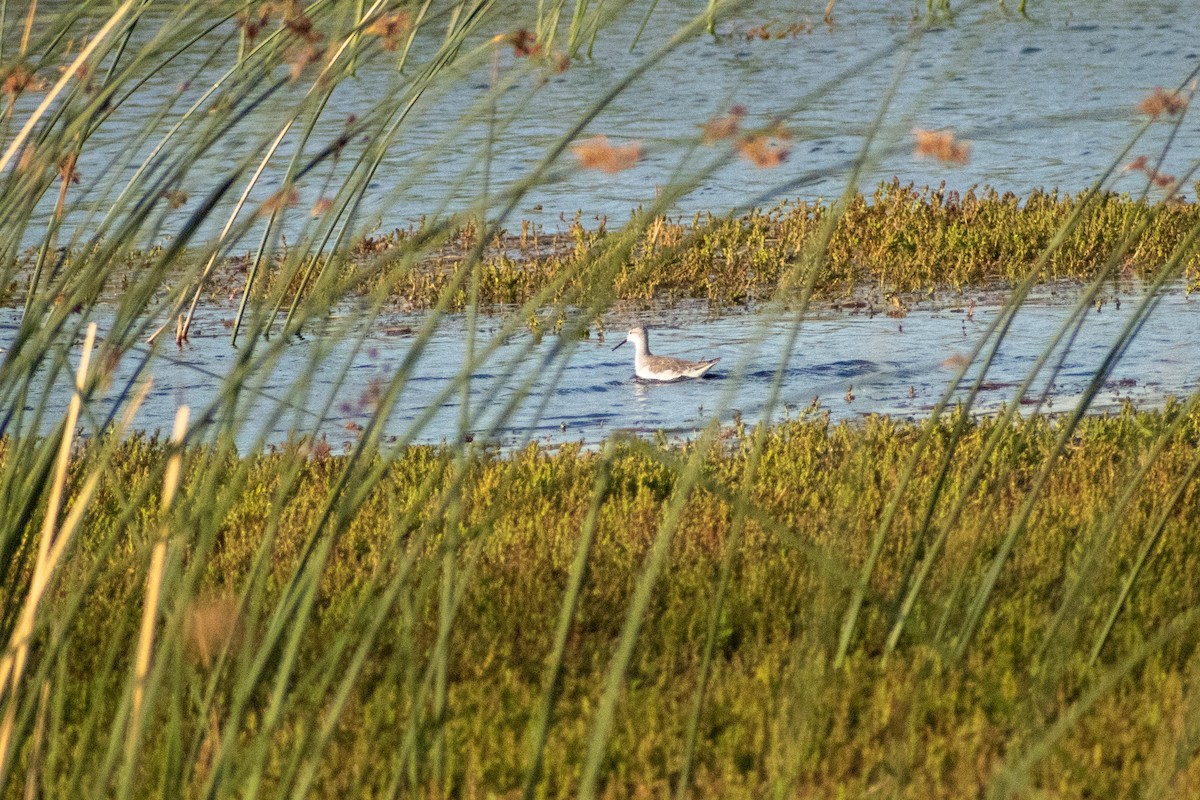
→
(1, 0, 1199, 798)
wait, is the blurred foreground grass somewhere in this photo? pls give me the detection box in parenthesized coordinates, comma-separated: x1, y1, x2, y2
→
(4, 1, 1200, 797)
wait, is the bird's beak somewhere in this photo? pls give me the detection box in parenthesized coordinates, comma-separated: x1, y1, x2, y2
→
(612, 339, 627, 351)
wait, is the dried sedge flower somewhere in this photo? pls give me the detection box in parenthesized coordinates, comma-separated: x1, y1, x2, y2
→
(737, 133, 790, 167)
(913, 128, 970, 164)
(311, 436, 332, 460)
(286, 44, 325, 81)
(362, 377, 384, 409)
(496, 30, 569, 73)
(310, 197, 334, 216)
(283, 12, 320, 44)
(328, 114, 357, 156)
(365, 10, 411, 51)
(261, 188, 299, 214)
(260, 0, 302, 22)
(185, 595, 240, 671)
(547, 51, 571, 73)
(702, 105, 747, 143)
(1122, 155, 1149, 173)
(507, 29, 540, 58)
(1123, 155, 1177, 190)
(703, 116, 740, 143)
(1151, 172, 1176, 188)
(1137, 86, 1187, 118)
(942, 353, 970, 369)
(746, 24, 770, 40)
(571, 135, 641, 173)
(57, 156, 80, 184)
(161, 189, 188, 209)
(55, 58, 95, 93)
(16, 144, 36, 174)
(235, 8, 271, 45)
(2, 65, 47, 103)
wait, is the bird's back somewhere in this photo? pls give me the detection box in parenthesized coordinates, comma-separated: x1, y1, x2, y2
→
(636, 353, 720, 382)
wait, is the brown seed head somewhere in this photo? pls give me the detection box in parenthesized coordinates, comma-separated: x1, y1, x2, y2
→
(1122, 155, 1149, 173)
(262, 188, 299, 214)
(702, 110, 744, 143)
(702, 116, 740, 143)
(1122, 155, 1177, 192)
(161, 189, 188, 209)
(913, 128, 970, 164)
(57, 155, 80, 184)
(737, 133, 790, 167)
(235, 9, 270, 44)
(16, 144, 36, 174)
(365, 10, 412, 51)
(284, 14, 320, 43)
(362, 377, 384, 409)
(1151, 171, 1176, 189)
(571, 135, 641, 173)
(2, 65, 47, 101)
(311, 197, 334, 216)
(55, 58, 94, 90)
(548, 51, 571, 73)
(1137, 86, 1187, 118)
(507, 29, 540, 57)
(286, 45, 325, 80)
(942, 353, 970, 369)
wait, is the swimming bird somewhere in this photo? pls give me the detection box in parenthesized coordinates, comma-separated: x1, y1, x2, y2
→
(612, 326, 720, 382)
